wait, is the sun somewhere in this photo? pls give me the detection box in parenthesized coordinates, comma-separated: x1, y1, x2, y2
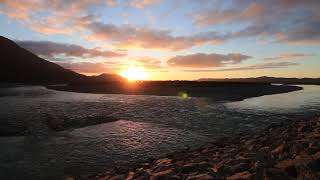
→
(120, 66, 148, 81)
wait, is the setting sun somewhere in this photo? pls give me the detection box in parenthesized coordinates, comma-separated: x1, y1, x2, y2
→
(120, 66, 148, 81)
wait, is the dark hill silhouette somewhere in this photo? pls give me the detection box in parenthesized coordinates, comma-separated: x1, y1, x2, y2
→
(0, 36, 86, 84)
(198, 76, 320, 85)
(72, 73, 125, 85)
(0, 36, 126, 84)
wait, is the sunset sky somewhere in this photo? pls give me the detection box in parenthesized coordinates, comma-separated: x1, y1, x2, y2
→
(0, 0, 319, 80)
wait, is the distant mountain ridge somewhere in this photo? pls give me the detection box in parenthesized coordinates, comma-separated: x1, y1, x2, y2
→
(198, 76, 320, 85)
(0, 36, 124, 84)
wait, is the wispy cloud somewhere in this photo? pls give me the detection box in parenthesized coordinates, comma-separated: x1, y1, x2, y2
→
(193, 0, 320, 44)
(167, 53, 251, 68)
(16, 40, 126, 60)
(182, 62, 298, 72)
(264, 53, 314, 60)
(86, 22, 225, 51)
(130, 0, 160, 8)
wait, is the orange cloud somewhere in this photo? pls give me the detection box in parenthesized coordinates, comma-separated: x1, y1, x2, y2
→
(194, 2, 265, 26)
(130, 0, 160, 8)
(167, 53, 251, 68)
(87, 22, 224, 51)
(264, 53, 314, 60)
(182, 62, 298, 72)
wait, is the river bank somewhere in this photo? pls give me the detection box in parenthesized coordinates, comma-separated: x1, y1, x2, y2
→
(48, 83, 302, 102)
(87, 117, 320, 180)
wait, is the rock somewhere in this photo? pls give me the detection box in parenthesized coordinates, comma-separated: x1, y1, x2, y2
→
(263, 168, 289, 180)
(284, 165, 297, 177)
(126, 171, 135, 180)
(227, 171, 252, 180)
(64, 177, 75, 180)
(198, 162, 211, 171)
(186, 173, 213, 180)
(151, 169, 174, 180)
(109, 174, 126, 180)
(312, 151, 320, 160)
(152, 158, 173, 173)
(133, 168, 150, 179)
(275, 159, 298, 177)
(271, 144, 285, 155)
(307, 159, 320, 171)
(229, 163, 251, 173)
(154, 158, 172, 166)
(181, 163, 199, 174)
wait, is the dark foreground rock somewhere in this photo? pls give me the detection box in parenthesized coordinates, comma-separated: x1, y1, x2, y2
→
(81, 117, 320, 180)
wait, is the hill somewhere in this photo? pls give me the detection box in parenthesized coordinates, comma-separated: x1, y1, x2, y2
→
(0, 36, 86, 84)
(198, 76, 320, 85)
(0, 36, 125, 84)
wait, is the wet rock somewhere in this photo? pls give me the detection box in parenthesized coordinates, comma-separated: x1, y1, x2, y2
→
(271, 144, 285, 155)
(186, 173, 213, 180)
(64, 177, 75, 180)
(109, 174, 126, 180)
(126, 171, 135, 180)
(133, 168, 150, 179)
(263, 168, 289, 180)
(307, 159, 320, 171)
(276, 159, 298, 177)
(226, 171, 252, 180)
(151, 169, 174, 180)
(229, 163, 251, 174)
(181, 163, 200, 174)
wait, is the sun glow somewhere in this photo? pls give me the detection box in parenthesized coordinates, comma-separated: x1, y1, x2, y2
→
(121, 66, 149, 81)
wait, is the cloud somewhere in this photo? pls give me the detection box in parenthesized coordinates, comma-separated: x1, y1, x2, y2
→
(130, 0, 160, 8)
(0, 0, 102, 34)
(131, 57, 164, 69)
(16, 40, 126, 59)
(167, 53, 251, 68)
(193, 0, 320, 44)
(194, 2, 265, 26)
(87, 22, 225, 50)
(102, 56, 166, 71)
(182, 62, 298, 72)
(264, 53, 314, 60)
(56, 62, 112, 74)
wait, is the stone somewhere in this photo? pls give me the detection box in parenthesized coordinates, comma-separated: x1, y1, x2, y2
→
(126, 171, 135, 180)
(307, 159, 320, 171)
(134, 168, 150, 179)
(181, 163, 199, 174)
(186, 173, 214, 180)
(271, 144, 284, 155)
(229, 163, 251, 174)
(151, 169, 174, 180)
(154, 158, 172, 166)
(226, 171, 252, 180)
(64, 177, 75, 180)
(109, 175, 126, 180)
(263, 168, 289, 180)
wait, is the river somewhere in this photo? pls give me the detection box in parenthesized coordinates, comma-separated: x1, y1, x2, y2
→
(0, 85, 319, 179)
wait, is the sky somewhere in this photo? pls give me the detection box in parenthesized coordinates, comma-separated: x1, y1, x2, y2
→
(0, 0, 319, 80)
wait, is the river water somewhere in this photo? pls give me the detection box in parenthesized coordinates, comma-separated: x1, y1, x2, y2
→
(0, 85, 319, 179)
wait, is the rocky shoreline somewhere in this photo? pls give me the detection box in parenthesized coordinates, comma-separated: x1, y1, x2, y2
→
(82, 117, 320, 180)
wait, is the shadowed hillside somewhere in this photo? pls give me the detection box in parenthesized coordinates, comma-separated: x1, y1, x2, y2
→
(0, 36, 85, 84)
(0, 36, 126, 84)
